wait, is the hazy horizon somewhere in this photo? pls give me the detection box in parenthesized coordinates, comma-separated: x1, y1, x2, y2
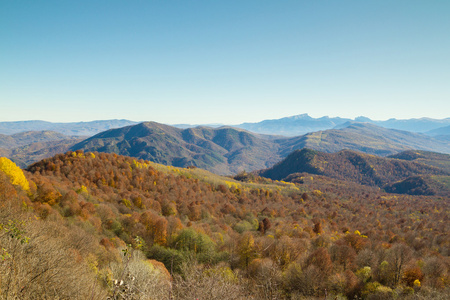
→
(1, 113, 449, 126)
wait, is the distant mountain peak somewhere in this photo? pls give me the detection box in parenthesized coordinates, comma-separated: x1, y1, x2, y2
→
(355, 116, 372, 122)
(289, 113, 311, 120)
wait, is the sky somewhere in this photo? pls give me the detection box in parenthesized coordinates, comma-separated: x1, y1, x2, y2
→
(1, 0, 449, 125)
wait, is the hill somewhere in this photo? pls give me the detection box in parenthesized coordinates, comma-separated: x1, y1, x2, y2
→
(0, 130, 80, 149)
(0, 119, 137, 136)
(388, 150, 450, 173)
(258, 148, 450, 196)
(0, 131, 84, 168)
(384, 175, 450, 196)
(71, 122, 281, 174)
(425, 125, 450, 142)
(1, 139, 84, 168)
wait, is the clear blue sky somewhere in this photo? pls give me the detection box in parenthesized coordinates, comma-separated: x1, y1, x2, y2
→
(1, 0, 449, 124)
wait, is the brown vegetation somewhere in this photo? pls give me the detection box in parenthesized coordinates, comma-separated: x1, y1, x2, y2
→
(0, 151, 448, 299)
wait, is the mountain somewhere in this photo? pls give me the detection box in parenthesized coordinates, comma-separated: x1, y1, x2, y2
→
(425, 125, 450, 142)
(0, 130, 84, 168)
(2, 139, 84, 169)
(2, 115, 449, 138)
(235, 114, 450, 136)
(257, 148, 450, 196)
(69, 122, 450, 175)
(388, 150, 450, 173)
(426, 124, 450, 136)
(0, 130, 79, 149)
(172, 123, 225, 129)
(0, 119, 137, 136)
(1, 120, 448, 173)
(384, 175, 450, 196)
(236, 114, 351, 136)
(71, 122, 281, 174)
(374, 117, 450, 133)
(277, 123, 450, 157)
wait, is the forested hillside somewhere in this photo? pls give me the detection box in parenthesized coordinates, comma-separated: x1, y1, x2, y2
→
(258, 149, 450, 196)
(0, 151, 449, 299)
(388, 150, 450, 173)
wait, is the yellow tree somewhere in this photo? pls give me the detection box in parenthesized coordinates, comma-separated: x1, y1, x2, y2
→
(0, 157, 29, 191)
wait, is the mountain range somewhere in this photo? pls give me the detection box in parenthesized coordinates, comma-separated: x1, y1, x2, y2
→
(236, 114, 450, 136)
(0, 119, 137, 136)
(277, 123, 450, 157)
(70, 121, 450, 174)
(1, 116, 449, 174)
(1, 115, 449, 138)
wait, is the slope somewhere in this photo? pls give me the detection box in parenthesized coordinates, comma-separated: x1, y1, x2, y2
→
(0, 151, 448, 298)
(425, 125, 450, 142)
(258, 148, 449, 196)
(388, 150, 450, 173)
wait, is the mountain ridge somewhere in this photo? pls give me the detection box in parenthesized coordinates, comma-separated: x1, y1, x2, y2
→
(2, 115, 449, 137)
(71, 122, 281, 174)
(70, 121, 450, 175)
(236, 114, 450, 136)
(0, 119, 137, 136)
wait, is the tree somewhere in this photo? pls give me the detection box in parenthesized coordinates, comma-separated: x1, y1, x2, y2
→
(0, 157, 29, 191)
(402, 266, 424, 287)
(153, 218, 168, 246)
(257, 217, 271, 234)
(387, 243, 412, 286)
(36, 181, 62, 206)
(330, 242, 356, 270)
(238, 232, 256, 270)
(306, 247, 333, 276)
(313, 221, 323, 234)
(423, 256, 446, 288)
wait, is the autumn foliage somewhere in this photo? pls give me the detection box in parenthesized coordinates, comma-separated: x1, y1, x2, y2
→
(0, 151, 448, 299)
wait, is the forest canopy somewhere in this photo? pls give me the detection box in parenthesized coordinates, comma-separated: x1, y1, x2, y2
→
(0, 151, 448, 299)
